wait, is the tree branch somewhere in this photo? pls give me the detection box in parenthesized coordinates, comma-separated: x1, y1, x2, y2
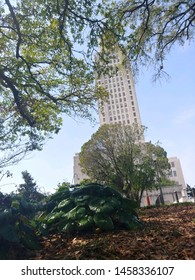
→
(5, 0, 22, 58)
(0, 70, 36, 127)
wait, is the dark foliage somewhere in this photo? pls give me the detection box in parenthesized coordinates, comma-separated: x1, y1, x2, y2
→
(38, 183, 141, 235)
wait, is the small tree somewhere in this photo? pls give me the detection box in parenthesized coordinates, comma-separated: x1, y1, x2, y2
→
(129, 142, 172, 205)
(17, 171, 44, 202)
(79, 124, 171, 205)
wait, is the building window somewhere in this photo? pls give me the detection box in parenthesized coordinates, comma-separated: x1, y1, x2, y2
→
(133, 112, 136, 117)
(171, 162, 175, 167)
(173, 171, 177, 177)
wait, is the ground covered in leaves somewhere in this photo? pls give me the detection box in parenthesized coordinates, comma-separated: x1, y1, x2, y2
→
(30, 203, 195, 260)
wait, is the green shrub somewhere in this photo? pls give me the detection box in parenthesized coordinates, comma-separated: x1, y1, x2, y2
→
(0, 192, 41, 259)
(38, 183, 142, 234)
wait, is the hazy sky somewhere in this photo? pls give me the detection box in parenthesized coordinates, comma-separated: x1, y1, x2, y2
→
(0, 42, 195, 194)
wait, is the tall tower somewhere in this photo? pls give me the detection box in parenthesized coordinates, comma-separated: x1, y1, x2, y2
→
(97, 51, 142, 127)
(73, 51, 144, 184)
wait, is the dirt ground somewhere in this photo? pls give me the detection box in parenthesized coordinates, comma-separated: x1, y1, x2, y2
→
(30, 203, 195, 260)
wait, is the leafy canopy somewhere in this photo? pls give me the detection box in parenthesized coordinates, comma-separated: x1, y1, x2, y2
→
(0, 0, 194, 167)
(0, 0, 108, 166)
(99, 0, 195, 79)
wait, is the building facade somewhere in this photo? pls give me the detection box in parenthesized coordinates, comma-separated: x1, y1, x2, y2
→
(97, 52, 142, 128)
(73, 153, 89, 184)
(141, 157, 187, 206)
(168, 157, 186, 189)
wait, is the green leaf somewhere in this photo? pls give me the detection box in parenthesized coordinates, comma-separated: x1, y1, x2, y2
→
(89, 197, 106, 212)
(94, 213, 114, 231)
(57, 198, 75, 211)
(47, 211, 64, 224)
(78, 216, 94, 231)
